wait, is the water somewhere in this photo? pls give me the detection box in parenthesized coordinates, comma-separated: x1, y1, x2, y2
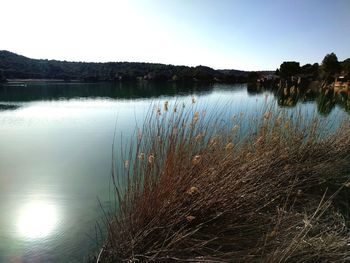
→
(0, 82, 348, 262)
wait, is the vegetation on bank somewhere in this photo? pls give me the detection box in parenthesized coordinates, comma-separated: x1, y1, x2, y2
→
(277, 52, 349, 82)
(0, 51, 252, 83)
(249, 53, 350, 116)
(248, 81, 350, 116)
(251, 52, 350, 84)
(92, 101, 350, 262)
(1, 51, 348, 86)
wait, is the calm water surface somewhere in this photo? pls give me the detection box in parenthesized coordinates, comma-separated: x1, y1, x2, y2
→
(0, 82, 347, 262)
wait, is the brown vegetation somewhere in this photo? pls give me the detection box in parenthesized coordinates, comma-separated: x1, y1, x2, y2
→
(95, 101, 350, 262)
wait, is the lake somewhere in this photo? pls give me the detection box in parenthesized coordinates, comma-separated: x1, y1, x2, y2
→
(0, 82, 348, 262)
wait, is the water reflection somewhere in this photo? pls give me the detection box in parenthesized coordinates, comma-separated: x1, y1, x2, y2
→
(1, 82, 349, 116)
(247, 83, 350, 116)
(16, 201, 59, 239)
(0, 82, 214, 102)
(0, 103, 20, 111)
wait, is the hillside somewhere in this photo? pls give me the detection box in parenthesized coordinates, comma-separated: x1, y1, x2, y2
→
(0, 51, 250, 83)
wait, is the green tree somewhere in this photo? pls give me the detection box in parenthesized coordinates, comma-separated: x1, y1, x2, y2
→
(300, 63, 319, 76)
(322, 52, 340, 78)
(341, 58, 350, 74)
(310, 63, 320, 77)
(247, 71, 259, 82)
(279, 62, 300, 79)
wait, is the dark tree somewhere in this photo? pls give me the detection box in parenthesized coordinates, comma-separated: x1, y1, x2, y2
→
(300, 63, 319, 76)
(279, 62, 300, 79)
(310, 63, 320, 76)
(247, 71, 259, 82)
(300, 64, 312, 74)
(341, 58, 350, 73)
(322, 52, 341, 78)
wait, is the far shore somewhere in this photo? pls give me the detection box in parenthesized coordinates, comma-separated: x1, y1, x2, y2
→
(5, 79, 80, 83)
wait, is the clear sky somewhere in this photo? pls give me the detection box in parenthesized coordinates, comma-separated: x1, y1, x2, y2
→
(1, 0, 349, 70)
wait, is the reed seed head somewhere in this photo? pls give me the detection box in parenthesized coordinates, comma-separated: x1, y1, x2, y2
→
(193, 112, 199, 123)
(225, 142, 234, 151)
(232, 124, 240, 132)
(192, 155, 202, 165)
(124, 160, 129, 169)
(148, 154, 155, 164)
(138, 153, 145, 160)
(209, 137, 218, 147)
(194, 133, 203, 142)
(137, 131, 142, 141)
(187, 186, 199, 195)
(264, 111, 272, 120)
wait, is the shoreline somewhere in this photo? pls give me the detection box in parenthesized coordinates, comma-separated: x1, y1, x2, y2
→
(5, 79, 80, 84)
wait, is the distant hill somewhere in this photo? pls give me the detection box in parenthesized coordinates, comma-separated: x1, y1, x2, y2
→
(0, 51, 252, 83)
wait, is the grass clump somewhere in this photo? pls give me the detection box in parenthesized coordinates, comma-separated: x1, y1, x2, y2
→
(95, 101, 350, 262)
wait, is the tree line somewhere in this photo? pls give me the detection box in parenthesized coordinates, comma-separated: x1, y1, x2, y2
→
(276, 52, 350, 82)
(1, 51, 348, 85)
(0, 51, 249, 83)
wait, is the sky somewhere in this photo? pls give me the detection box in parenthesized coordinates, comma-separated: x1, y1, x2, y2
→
(0, 0, 349, 70)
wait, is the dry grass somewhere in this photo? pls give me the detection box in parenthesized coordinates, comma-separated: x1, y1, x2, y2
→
(94, 100, 350, 262)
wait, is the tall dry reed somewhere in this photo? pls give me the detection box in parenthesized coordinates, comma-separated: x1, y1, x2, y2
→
(95, 100, 350, 262)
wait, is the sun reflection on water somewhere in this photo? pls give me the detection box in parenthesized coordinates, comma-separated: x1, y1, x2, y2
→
(17, 201, 59, 239)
